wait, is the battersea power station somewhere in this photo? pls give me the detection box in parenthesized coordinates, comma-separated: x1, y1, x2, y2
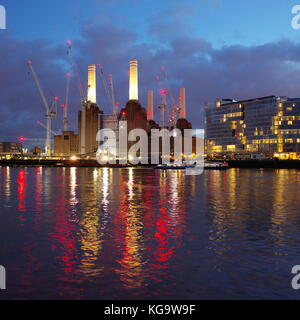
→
(54, 60, 194, 163)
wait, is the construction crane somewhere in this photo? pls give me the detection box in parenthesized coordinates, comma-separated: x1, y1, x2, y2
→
(66, 40, 86, 102)
(66, 41, 89, 156)
(36, 120, 57, 135)
(159, 89, 168, 128)
(98, 64, 110, 102)
(27, 60, 58, 155)
(62, 73, 71, 131)
(159, 66, 180, 128)
(97, 65, 119, 114)
(160, 66, 177, 106)
(19, 136, 52, 143)
(156, 76, 170, 128)
(108, 74, 119, 115)
(98, 65, 117, 114)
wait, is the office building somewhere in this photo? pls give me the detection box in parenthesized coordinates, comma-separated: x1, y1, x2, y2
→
(205, 96, 300, 159)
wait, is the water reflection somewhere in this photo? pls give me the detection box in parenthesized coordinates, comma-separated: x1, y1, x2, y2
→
(205, 169, 300, 266)
(17, 168, 27, 224)
(1, 167, 300, 299)
(70, 167, 78, 207)
(4, 166, 11, 201)
(78, 205, 103, 279)
(77, 169, 103, 280)
(34, 167, 42, 215)
(115, 168, 146, 289)
(102, 168, 109, 208)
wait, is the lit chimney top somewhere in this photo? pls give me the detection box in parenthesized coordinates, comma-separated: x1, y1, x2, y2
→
(87, 64, 97, 103)
(129, 59, 138, 101)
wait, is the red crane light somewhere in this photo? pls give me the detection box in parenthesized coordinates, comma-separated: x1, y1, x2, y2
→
(160, 89, 167, 95)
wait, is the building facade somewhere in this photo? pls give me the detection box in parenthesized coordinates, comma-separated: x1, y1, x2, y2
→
(0, 142, 23, 154)
(99, 113, 119, 157)
(54, 131, 79, 156)
(205, 96, 300, 159)
(78, 103, 102, 155)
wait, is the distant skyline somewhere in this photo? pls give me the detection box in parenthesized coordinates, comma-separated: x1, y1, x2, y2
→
(1, 0, 300, 145)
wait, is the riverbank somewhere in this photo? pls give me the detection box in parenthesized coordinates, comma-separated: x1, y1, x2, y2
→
(1, 158, 300, 168)
(227, 159, 300, 169)
(0, 159, 129, 168)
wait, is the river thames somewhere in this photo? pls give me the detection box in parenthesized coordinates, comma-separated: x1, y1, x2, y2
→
(0, 167, 300, 299)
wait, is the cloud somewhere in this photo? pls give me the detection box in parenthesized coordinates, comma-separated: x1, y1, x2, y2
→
(1, 17, 300, 147)
(0, 33, 67, 141)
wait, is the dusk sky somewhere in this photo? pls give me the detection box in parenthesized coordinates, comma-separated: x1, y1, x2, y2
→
(1, 0, 300, 145)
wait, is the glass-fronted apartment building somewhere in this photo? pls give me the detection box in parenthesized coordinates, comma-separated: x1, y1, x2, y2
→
(205, 96, 300, 159)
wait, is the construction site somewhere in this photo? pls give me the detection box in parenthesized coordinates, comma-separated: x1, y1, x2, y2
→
(0, 42, 194, 166)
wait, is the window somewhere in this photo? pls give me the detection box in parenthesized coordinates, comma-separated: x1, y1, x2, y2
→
(285, 139, 294, 143)
(227, 145, 236, 151)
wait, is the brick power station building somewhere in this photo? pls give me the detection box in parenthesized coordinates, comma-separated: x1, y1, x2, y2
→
(54, 60, 193, 162)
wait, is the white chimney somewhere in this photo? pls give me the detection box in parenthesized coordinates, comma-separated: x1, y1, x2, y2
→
(87, 64, 97, 103)
(147, 90, 154, 120)
(129, 59, 138, 100)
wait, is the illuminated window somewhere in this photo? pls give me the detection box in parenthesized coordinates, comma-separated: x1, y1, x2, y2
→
(212, 145, 222, 153)
(227, 145, 236, 151)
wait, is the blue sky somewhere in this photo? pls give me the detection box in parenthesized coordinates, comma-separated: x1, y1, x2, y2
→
(1, 0, 300, 143)
(3, 0, 300, 46)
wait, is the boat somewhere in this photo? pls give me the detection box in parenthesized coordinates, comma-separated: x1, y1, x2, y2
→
(155, 161, 229, 170)
(204, 161, 229, 170)
(155, 162, 196, 170)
